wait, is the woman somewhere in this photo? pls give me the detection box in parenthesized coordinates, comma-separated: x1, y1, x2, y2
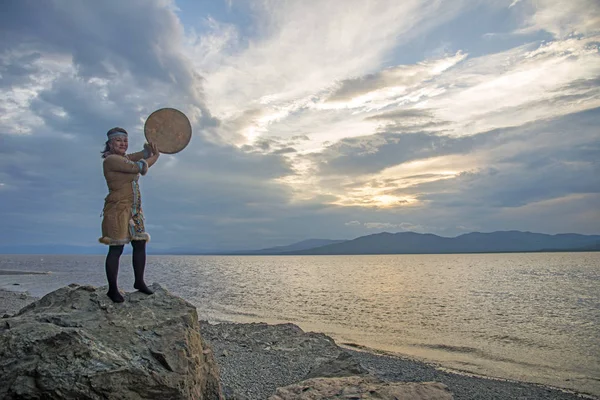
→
(99, 127, 160, 303)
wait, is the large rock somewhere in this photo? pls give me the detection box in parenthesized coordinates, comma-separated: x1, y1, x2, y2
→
(269, 376, 454, 400)
(0, 283, 223, 400)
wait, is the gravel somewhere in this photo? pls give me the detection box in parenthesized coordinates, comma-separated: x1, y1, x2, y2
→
(200, 321, 596, 400)
(1, 289, 595, 400)
(344, 347, 592, 400)
(0, 288, 38, 316)
(199, 321, 350, 399)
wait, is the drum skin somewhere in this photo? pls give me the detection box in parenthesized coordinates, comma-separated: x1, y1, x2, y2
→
(144, 108, 192, 154)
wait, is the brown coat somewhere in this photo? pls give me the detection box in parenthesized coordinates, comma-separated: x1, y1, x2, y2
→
(99, 151, 150, 245)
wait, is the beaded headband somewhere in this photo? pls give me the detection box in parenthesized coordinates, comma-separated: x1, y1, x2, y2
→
(107, 131, 127, 139)
(106, 127, 128, 140)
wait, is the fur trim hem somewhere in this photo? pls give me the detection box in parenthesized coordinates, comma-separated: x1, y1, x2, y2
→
(98, 237, 131, 246)
(131, 233, 151, 242)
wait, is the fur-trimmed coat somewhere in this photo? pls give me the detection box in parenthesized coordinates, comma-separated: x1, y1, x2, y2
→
(99, 150, 150, 245)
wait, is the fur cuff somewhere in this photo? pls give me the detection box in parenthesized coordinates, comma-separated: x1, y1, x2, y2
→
(137, 159, 149, 176)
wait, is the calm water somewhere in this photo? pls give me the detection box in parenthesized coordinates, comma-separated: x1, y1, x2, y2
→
(1, 253, 599, 396)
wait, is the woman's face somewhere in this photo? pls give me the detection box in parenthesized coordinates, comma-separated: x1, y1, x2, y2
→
(110, 136, 128, 156)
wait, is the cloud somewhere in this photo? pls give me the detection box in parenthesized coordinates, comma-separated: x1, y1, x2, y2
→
(311, 130, 495, 176)
(324, 52, 467, 105)
(514, 0, 600, 38)
(396, 108, 600, 208)
(364, 222, 398, 230)
(1, 1, 192, 86)
(188, 0, 471, 143)
(285, 105, 599, 215)
(346, 221, 430, 232)
(426, 37, 600, 136)
(0, 0, 216, 138)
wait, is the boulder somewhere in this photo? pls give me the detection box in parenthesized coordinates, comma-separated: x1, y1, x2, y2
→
(0, 283, 223, 400)
(269, 376, 454, 400)
(304, 351, 366, 379)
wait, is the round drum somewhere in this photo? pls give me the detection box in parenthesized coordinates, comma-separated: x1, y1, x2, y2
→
(144, 108, 192, 154)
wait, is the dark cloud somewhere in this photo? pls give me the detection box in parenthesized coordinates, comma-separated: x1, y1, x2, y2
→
(0, 52, 43, 89)
(312, 129, 496, 176)
(393, 108, 600, 208)
(326, 64, 436, 102)
(241, 135, 304, 155)
(366, 109, 435, 120)
(29, 77, 132, 135)
(0, 0, 217, 133)
(273, 147, 297, 155)
(397, 157, 599, 213)
(366, 108, 450, 132)
(291, 135, 310, 141)
(1, 1, 185, 84)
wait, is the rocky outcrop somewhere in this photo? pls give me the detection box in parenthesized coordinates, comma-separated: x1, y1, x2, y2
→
(0, 283, 223, 400)
(269, 376, 453, 400)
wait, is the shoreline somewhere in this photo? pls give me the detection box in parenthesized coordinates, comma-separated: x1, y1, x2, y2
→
(0, 270, 51, 275)
(337, 342, 597, 400)
(200, 320, 597, 400)
(1, 288, 597, 400)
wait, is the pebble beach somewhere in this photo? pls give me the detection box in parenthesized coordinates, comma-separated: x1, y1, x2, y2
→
(1, 284, 595, 400)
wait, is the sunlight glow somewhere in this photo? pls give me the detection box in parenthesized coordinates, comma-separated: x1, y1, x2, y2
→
(332, 193, 419, 208)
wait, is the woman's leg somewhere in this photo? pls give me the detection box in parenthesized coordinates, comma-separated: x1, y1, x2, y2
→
(105, 245, 125, 302)
(132, 240, 153, 294)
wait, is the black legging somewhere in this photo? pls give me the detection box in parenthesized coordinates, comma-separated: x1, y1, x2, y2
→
(105, 240, 151, 302)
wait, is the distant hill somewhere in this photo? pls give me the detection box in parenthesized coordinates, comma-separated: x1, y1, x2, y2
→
(229, 239, 347, 255)
(0, 245, 107, 255)
(2, 232, 598, 255)
(558, 241, 600, 252)
(280, 231, 600, 255)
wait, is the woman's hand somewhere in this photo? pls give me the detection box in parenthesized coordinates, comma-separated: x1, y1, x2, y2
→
(144, 142, 160, 157)
(143, 142, 153, 156)
(151, 142, 160, 158)
(145, 142, 160, 168)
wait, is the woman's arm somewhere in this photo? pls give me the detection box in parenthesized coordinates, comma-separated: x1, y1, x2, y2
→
(104, 155, 147, 175)
(127, 145, 152, 162)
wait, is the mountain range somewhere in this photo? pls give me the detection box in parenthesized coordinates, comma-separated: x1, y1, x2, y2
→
(225, 231, 600, 255)
(0, 231, 598, 255)
(228, 239, 346, 255)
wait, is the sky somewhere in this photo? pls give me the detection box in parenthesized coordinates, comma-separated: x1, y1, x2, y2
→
(0, 0, 599, 252)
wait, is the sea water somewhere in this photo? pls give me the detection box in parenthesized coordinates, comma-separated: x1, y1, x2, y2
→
(1, 252, 598, 396)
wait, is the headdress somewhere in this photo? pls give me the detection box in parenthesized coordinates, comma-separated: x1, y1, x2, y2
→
(107, 127, 128, 139)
